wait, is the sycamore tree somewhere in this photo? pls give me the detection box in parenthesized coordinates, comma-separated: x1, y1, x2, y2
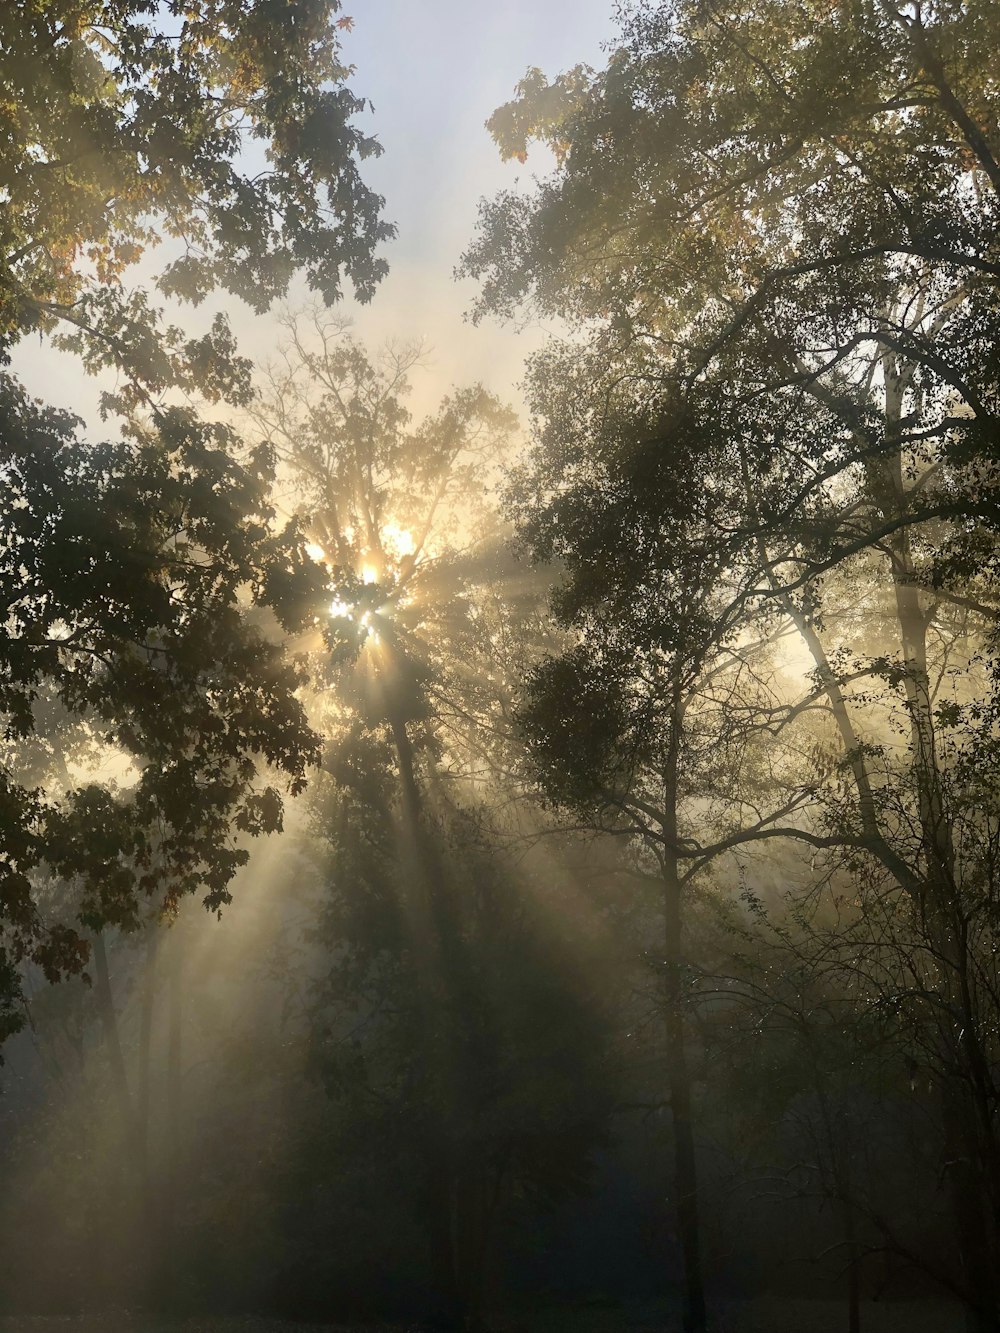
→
(464, 0, 1000, 1326)
(0, 2, 390, 1039)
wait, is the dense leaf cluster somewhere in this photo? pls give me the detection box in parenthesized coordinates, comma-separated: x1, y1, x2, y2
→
(0, 1, 389, 1038)
(0, 0, 392, 342)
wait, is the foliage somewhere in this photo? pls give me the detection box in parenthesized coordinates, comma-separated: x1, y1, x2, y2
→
(0, 3, 389, 1036)
(465, 0, 1000, 1322)
(249, 313, 618, 1325)
(0, 0, 392, 348)
(307, 780, 615, 1209)
(249, 307, 518, 738)
(0, 371, 322, 1021)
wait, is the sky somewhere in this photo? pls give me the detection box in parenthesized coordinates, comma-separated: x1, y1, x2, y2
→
(13, 0, 619, 427)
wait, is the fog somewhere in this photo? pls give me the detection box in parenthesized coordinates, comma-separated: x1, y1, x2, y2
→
(2, 2, 999, 1333)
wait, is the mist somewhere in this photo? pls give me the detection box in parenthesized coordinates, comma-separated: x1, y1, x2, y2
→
(2, 2, 1000, 1333)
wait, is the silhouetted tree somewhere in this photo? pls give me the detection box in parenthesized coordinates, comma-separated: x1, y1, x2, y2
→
(0, 2, 388, 1050)
(465, 2, 1000, 1326)
(252, 312, 614, 1328)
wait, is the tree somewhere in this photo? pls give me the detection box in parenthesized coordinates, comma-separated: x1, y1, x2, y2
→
(0, 376, 328, 1013)
(503, 340, 820, 1333)
(250, 312, 615, 1328)
(0, 3, 390, 1038)
(464, 2, 1000, 1326)
(1, 0, 391, 343)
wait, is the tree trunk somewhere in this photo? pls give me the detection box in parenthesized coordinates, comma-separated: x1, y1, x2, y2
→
(875, 409, 1000, 1331)
(890, 607, 999, 1328)
(662, 720, 707, 1333)
(137, 927, 158, 1193)
(90, 930, 136, 1304)
(92, 930, 133, 1128)
(427, 1148, 460, 1329)
(390, 717, 463, 1327)
(941, 1083, 1000, 1333)
(136, 928, 157, 1165)
(161, 923, 184, 1308)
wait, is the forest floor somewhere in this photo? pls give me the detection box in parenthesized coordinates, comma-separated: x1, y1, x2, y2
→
(504, 1299, 966, 1331)
(0, 1301, 970, 1332)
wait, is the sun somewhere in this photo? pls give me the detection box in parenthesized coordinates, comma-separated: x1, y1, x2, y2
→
(308, 519, 423, 654)
(382, 523, 416, 558)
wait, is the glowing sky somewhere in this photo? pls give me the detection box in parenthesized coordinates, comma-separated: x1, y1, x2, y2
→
(13, 0, 617, 425)
(329, 0, 616, 405)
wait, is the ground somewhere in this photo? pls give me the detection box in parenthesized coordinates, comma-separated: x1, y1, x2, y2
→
(0, 1301, 968, 1332)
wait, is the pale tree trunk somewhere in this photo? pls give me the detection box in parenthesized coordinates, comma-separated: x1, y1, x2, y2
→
(891, 566, 998, 1331)
(92, 931, 133, 1130)
(90, 930, 135, 1303)
(874, 359, 1000, 1332)
(136, 928, 158, 1171)
(757, 359, 1000, 1330)
(135, 926, 160, 1300)
(136, 928, 158, 1217)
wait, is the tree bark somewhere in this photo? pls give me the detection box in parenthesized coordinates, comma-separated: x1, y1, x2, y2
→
(662, 719, 707, 1333)
(91, 930, 133, 1128)
(137, 928, 158, 1197)
(136, 929, 157, 1160)
(873, 412, 1000, 1331)
(90, 930, 136, 1304)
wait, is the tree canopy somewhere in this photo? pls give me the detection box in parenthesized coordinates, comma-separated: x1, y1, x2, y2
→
(0, 1, 390, 1039)
(464, 2, 1000, 1327)
(8, 4, 1000, 1331)
(1, 0, 392, 348)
